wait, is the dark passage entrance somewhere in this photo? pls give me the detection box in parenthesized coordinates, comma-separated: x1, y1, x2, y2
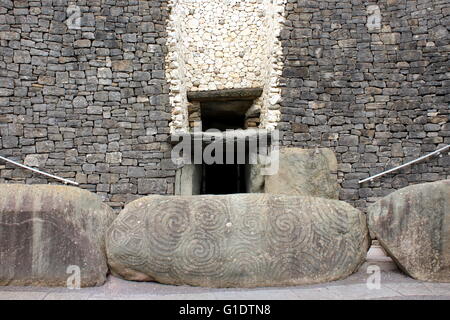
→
(187, 88, 263, 131)
(201, 164, 246, 194)
(173, 133, 273, 196)
(200, 100, 252, 131)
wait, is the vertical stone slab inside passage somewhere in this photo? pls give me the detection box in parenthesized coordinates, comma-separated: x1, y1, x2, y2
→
(0, 184, 116, 287)
(106, 194, 369, 287)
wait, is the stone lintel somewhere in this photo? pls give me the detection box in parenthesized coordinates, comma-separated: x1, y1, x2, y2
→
(187, 88, 263, 102)
(170, 129, 273, 145)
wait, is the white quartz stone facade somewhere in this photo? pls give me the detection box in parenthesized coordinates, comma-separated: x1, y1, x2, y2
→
(166, 0, 287, 133)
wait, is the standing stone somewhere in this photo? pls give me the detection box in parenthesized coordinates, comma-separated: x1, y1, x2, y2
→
(106, 194, 369, 287)
(263, 148, 339, 199)
(368, 180, 450, 282)
(0, 184, 116, 287)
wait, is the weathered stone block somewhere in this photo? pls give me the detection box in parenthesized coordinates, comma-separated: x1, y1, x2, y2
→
(94, 92, 109, 102)
(0, 185, 115, 287)
(138, 178, 167, 194)
(98, 68, 112, 79)
(264, 148, 339, 199)
(87, 106, 103, 115)
(2, 136, 18, 148)
(368, 180, 450, 282)
(106, 194, 369, 287)
(128, 167, 145, 178)
(14, 50, 31, 63)
(292, 123, 309, 133)
(24, 128, 47, 138)
(38, 76, 55, 86)
(36, 141, 54, 153)
(0, 78, 14, 88)
(0, 31, 19, 40)
(106, 152, 122, 164)
(398, 50, 422, 62)
(73, 96, 88, 108)
(339, 135, 359, 146)
(112, 60, 133, 72)
(24, 154, 48, 167)
(43, 86, 65, 96)
(430, 26, 448, 40)
(74, 39, 91, 48)
(133, 71, 151, 81)
(380, 33, 400, 44)
(282, 67, 309, 78)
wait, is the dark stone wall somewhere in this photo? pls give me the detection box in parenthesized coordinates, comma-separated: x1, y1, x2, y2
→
(278, 0, 449, 211)
(0, 0, 449, 212)
(0, 0, 173, 210)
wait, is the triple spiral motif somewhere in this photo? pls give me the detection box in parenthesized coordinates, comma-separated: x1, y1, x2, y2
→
(107, 194, 368, 287)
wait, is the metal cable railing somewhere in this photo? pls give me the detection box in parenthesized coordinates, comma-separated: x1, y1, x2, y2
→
(1, 144, 448, 187)
(359, 144, 450, 184)
(0, 155, 79, 186)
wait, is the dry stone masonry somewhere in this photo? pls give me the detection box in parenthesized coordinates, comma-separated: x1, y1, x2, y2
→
(166, 0, 286, 133)
(0, 0, 448, 212)
(277, 0, 450, 211)
(0, 0, 173, 210)
(0, 0, 449, 290)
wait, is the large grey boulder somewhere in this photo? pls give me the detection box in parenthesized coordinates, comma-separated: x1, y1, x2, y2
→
(368, 180, 450, 282)
(263, 148, 339, 199)
(106, 194, 369, 287)
(0, 184, 116, 287)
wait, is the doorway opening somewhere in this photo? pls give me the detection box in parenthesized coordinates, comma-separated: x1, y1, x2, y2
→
(175, 137, 263, 195)
(201, 163, 246, 194)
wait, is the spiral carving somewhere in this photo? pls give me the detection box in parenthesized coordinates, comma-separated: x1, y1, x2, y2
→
(146, 199, 190, 251)
(226, 244, 268, 286)
(267, 205, 311, 251)
(106, 194, 369, 287)
(172, 231, 226, 279)
(240, 214, 263, 240)
(190, 198, 229, 232)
